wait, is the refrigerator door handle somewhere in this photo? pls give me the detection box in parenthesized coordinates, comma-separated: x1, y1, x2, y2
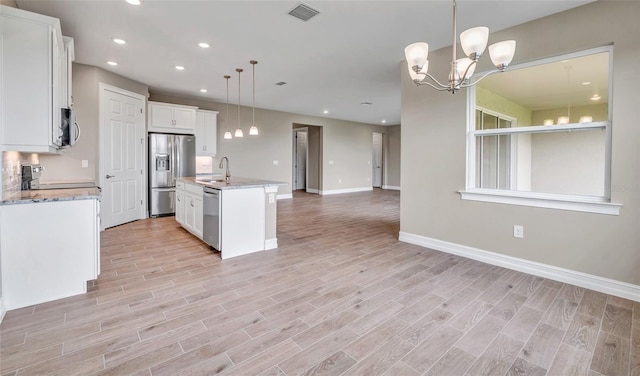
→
(170, 137, 176, 186)
(175, 137, 180, 184)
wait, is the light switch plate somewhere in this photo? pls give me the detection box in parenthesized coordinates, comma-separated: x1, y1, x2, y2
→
(81, 160, 89, 168)
(269, 193, 275, 203)
(273, 160, 279, 165)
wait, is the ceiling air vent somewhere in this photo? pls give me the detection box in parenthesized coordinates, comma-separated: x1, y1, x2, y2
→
(288, 3, 320, 22)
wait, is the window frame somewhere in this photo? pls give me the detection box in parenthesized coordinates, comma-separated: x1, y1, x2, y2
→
(460, 45, 621, 215)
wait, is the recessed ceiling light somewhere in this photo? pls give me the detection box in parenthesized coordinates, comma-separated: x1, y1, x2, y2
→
(175, 66, 185, 71)
(581, 81, 591, 85)
(381, 120, 387, 124)
(107, 61, 118, 66)
(126, 0, 140, 5)
(200, 89, 207, 93)
(590, 94, 601, 101)
(113, 38, 126, 45)
(198, 42, 210, 48)
(323, 110, 329, 114)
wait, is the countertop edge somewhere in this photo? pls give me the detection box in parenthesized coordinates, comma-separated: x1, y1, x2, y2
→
(179, 176, 288, 190)
(1, 188, 102, 206)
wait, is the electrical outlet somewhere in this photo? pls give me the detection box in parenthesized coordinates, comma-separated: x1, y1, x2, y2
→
(273, 160, 279, 165)
(329, 160, 334, 165)
(81, 160, 89, 168)
(269, 193, 275, 203)
(513, 225, 524, 238)
(338, 179, 342, 184)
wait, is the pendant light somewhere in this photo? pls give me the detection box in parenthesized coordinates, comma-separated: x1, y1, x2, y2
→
(223, 75, 232, 139)
(235, 68, 244, 138)
(249, 60, 259, 136)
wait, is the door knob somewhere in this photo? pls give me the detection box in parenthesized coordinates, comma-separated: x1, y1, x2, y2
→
(105, 174, 115, 179)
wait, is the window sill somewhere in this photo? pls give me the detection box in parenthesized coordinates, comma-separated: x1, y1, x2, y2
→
(458, 189, 621, 215)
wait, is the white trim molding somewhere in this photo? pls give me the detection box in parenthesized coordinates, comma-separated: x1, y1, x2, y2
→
(399, 231, 640, 302)
(382, 185, 401, 191)
(277, 194, 293, 200)
(306, 188, 320, 194)
(265, 238, 278, 250)
(459, 189, 622, 216)
(0, 297, 6, 324)
(320, 187, 373, 196)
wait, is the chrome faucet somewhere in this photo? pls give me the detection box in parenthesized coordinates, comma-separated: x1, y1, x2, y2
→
(219, 156, 231, 184)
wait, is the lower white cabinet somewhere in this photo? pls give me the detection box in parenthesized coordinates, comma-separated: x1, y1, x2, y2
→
(177, 181, 203, 239)
(0, 199, 100, 310)
(176, 181, 185, 225)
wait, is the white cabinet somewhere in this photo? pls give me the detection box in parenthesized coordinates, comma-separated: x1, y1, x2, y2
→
(179, 181, 204, 239)
(148, 101, 197, 134)
(60, 36, 75, 108)
(196, 110, 218, 156)
(175, 180, 185, 225)
(0, 199, 100, 310)
(0, 6, 71, 154)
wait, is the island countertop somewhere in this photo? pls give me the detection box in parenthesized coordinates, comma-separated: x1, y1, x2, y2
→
(1, 187, 102, 205)
(179, 176, 288, 190)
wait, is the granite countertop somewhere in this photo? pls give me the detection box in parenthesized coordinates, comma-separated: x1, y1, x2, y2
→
(1, 187, 102, 205)
(180, 176, 288, 190)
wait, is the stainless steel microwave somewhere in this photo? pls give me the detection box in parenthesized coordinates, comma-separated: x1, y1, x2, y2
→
(61, 108, 78, 147)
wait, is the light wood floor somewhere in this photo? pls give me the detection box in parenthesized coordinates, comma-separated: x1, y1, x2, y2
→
(1, 190, 638, 376)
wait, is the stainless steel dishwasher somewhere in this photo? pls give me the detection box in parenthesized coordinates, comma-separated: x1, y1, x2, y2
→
(203, 187, 220, 250)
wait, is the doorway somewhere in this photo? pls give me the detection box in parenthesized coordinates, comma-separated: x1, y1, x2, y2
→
(293, 129, 308, 190)
(99, 83, 146, 229)
(372, 132, 383, 188)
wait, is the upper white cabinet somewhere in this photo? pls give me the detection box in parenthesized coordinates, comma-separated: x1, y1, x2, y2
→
(195, 110, 218, 156)
(60, 36, 75, 108)
(0, 6, 73, 154)
(148, 101, 197, 134)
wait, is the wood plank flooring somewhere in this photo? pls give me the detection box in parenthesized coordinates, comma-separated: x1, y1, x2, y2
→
(1, 189, 638, 375)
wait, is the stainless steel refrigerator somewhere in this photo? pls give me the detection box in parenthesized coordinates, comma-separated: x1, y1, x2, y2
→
(149, 133, 195, 217)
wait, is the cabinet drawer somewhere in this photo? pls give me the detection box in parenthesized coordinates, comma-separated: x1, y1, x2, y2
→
(185, 182, 203, 196)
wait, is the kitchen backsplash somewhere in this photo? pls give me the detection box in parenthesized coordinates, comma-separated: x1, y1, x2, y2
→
(2, 151, 39, 195)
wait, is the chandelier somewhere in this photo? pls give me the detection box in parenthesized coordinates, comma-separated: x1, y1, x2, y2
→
(405, 0, 516, 93)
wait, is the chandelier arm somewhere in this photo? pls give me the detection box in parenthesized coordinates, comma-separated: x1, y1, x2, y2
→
(416, 80, 451, 91)
(459, 68, 500, 88)
(420, 72, 450, 89)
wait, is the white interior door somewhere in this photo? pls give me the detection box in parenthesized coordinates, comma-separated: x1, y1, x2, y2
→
(100, 84, 145, 229)
(372, 132, 383, 188)
(295, 131, 307, 190)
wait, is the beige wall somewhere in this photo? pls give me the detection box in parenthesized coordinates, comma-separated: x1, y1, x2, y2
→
(38, 63, 148, 183)
(0, 0, 17, 7)
(384, 125, 401, 188)
(401, 1, 640, 285)
(531, 103, 608, 125)
(149, 92, 389, 195)
(476, 86, 532, 126)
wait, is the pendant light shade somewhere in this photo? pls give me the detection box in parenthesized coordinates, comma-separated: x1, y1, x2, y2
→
(249, 60, 259, 136)
(460, 26, 489, 59)
(235, 68, 244, 138)
(223, 75, 232, 139)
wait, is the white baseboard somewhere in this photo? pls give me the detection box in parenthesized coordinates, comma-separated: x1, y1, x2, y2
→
(320, 187, 373, 196)
(306, 188, 320, 194)
(382, 185, 401, 191)
(0, 297, 6, 324)
(277, 194, 293, 200)
(399, 231, 640, 302)
(265, 238, 278, 250)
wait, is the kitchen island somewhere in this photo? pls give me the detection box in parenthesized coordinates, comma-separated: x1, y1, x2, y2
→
(0, 187, 101, 311)
(176, 177, 287, 260)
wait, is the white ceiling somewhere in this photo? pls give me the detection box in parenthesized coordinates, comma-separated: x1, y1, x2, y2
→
(16, 0, 595, 125)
